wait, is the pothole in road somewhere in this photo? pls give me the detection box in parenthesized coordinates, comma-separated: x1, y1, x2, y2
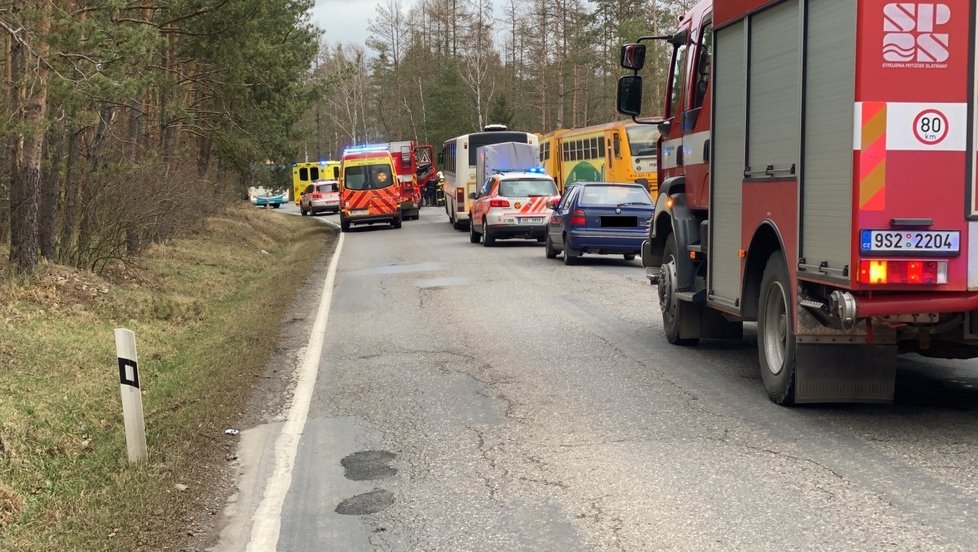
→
(340, 450, 398, 481)
(335, 489, 395, 515)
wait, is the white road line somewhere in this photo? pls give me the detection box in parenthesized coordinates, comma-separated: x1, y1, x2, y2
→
(320, 218, 340, 229)
(245, 232, 345, 552)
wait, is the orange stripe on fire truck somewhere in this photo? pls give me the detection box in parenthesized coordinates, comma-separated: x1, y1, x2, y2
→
(858, 102, 887, 211)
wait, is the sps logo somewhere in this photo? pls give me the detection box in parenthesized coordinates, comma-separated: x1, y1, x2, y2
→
(883, 3, 950, 64)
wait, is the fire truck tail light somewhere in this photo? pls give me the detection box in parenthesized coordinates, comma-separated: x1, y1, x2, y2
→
(858, 260, 948, 285)
(489, 199, 510, 208)
(570, 209, 586, 226)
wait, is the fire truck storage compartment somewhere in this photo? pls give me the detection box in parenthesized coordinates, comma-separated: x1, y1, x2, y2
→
(711, 0, 857, 306)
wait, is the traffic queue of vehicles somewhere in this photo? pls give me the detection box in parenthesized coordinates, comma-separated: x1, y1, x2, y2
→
(442, 126, 656, 261)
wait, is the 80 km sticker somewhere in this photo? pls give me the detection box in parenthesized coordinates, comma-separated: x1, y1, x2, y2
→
(913, 109, 949, 145)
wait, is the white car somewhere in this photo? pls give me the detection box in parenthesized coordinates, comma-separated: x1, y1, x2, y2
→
(300, 180, 341, 215)
(468, 170, 560, 246)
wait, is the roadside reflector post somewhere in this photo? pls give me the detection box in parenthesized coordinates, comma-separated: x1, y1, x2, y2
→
(114, 328, 148, 463)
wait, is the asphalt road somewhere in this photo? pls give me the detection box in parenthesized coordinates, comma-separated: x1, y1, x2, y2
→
(220, 204, 978, 551)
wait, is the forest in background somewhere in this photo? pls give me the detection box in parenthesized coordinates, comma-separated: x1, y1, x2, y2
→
(0, 0, 689, 274)
(301, 0, 691, 162)
(0, 0, 320, 274)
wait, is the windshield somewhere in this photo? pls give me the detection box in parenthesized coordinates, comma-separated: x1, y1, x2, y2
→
(498, 178, 557, 197)
(625, 125, 659, 157)
(579, 185, 653, 206)
(344, 164, 394, 190)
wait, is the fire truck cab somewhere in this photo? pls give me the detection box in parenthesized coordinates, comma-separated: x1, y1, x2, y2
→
(338, 145, 402, 232)
(619, 0, 978, 404)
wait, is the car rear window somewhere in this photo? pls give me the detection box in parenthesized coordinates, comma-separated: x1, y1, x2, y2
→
(498, 178, 557, 198)
(579, 185, 653, 206)
(344, 164, 394, 190)
(316, 183, 337, 193)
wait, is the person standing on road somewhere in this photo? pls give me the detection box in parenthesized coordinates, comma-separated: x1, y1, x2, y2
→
(424, 178, 436, 207)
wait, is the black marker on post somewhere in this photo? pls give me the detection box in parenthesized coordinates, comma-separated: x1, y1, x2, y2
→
(114, 328, 147, 463)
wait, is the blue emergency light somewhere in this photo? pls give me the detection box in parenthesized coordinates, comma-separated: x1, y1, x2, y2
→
(494, 166, 548, 174)
(343, 144, 390, 155)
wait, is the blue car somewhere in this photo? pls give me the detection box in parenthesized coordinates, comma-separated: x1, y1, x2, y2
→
(544, 182, 654, 265)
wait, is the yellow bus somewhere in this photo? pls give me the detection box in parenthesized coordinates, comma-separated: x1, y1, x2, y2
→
(292, 160, 340, 203)
(539, 121, 659, 195)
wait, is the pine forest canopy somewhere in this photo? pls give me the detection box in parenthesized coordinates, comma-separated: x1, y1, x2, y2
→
(302, 0, 691, 161)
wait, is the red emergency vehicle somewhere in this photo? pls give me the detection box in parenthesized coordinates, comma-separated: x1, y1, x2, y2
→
(389, 141, 422, 220)
(338, 145, 402, 232)
(618, 0, 978, 404)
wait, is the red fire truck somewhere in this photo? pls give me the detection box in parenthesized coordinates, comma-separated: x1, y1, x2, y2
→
(389, 141, 422, 220)
(415, 143, 441, 204)
(618, 0, 978, 404)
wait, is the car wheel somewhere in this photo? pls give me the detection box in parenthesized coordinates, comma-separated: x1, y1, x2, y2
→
(758, 251, 797, 405)
(563, 246, 578, 265)
(482, 219, 495, 247)
(545, 234, 557, 259)
(623, 253, 636, 261)
(300, 206, 308, 216)
(469, 215, 480, 243)
(271, 204, 280, 209)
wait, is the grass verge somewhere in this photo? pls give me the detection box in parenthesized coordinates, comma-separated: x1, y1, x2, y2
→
(0, 205, 335, 550)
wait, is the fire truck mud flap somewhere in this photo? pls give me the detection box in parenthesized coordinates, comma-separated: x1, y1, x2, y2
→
(793, 344, 896, 404)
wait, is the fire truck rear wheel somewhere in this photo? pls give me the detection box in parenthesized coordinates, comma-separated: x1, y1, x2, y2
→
(392, 216, 402, 229)
(340, 219, 350, 232)
(660, 234, 697, 345)
(758, 251, 797, 405)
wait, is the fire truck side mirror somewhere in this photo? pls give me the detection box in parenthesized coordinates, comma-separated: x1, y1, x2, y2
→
(620, 43, 646, 71)
(617, 76, 643, 116)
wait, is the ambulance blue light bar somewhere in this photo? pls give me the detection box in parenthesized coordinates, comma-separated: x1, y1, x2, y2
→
(343, 144, 390, 155)
(494, 166, 547, 174)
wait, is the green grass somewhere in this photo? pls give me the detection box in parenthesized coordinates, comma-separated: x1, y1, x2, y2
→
(0, 206, 334, 550)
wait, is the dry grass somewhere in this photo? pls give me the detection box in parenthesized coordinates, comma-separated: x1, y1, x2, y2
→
(0, 205, 334, 550)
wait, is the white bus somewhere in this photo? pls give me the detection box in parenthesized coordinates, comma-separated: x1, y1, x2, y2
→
(440, 126, 539, 230)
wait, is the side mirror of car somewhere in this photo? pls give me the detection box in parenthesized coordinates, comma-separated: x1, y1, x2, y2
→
(468, 192, 478, 200)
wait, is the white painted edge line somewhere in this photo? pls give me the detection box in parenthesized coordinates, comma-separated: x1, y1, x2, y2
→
(245, 231, 345, 552)
(320, 218, 340, 229)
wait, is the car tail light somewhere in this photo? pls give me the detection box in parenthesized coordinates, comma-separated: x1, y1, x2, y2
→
(489, 199, 510, 208)
(457, 189, 465, 211)
(858, 260, 948, 285)
(312, 193, 322, 199)
(570, 209, 586, 226)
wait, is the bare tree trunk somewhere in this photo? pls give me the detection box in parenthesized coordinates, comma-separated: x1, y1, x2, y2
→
(8, 1, 52, 273)
(77, 103, 114, 263)
(39, 118, 64, 260)
(59, 125, 82, 261)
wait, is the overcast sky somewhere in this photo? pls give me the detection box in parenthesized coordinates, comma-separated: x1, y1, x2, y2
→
(311, 0, 385, 46)
(310, 0, 509, 48)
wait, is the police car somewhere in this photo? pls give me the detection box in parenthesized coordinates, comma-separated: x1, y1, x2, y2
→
(468, 167, 560, 246)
